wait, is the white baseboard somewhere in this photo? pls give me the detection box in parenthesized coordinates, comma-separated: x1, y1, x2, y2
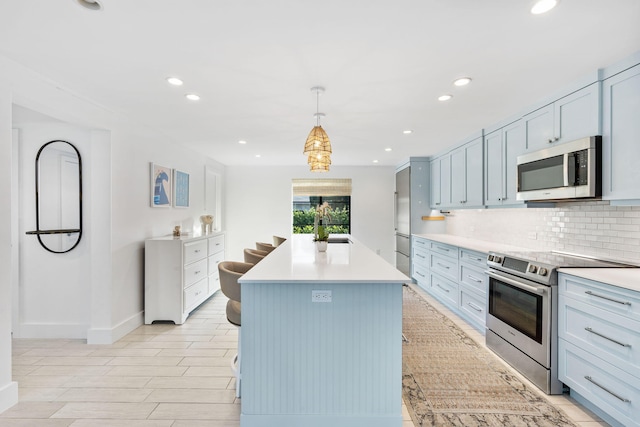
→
(87, 311, 143, 345)
(0, 381, 18, 414)
(14, 323, 87, 339)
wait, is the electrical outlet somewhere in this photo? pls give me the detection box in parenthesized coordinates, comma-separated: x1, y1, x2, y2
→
(312, 290, 332, 303)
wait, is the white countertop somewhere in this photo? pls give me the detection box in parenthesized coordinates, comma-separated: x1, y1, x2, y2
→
(412, 233, 531, 254)
(239, 234, 409, 284)
(558, 268, 640, 293)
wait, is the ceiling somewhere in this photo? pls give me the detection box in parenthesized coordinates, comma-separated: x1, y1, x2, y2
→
(1, 1, 639, 167)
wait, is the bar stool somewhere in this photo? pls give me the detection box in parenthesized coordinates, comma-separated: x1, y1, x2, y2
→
(256, 242, 276, 253)
(244, 248, 268, 265)
(273, 235, 287, 246)
(218, 261, 253, 397)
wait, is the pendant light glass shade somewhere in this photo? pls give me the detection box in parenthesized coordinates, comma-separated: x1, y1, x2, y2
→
(303, 125, 332, 157)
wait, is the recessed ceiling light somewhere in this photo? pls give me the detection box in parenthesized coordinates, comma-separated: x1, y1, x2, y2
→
(185, 94, 200, 101)
(373, 160, 379, 164)
(438, 94, 453, 102)
(76, 0, 102, 11)
(255, 154, 261, 158)
(531, 0, 559, 14)
(238, 140, 247, 144)
(166, 77, 183, 86)
(453, 77, 472, 87)
(385, 148, 392, 152)
(403, 130, 413, 134)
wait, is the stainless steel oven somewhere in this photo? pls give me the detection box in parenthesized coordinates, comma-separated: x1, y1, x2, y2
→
(486, 250, 635, 395)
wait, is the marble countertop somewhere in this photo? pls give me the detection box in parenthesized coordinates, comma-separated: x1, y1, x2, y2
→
(412, 233, 531, 254)
(558, 268, 640, 293)
(239, 234, 409, 284)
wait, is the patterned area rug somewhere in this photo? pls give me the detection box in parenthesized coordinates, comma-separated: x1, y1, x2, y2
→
(402, 285, 576, 427)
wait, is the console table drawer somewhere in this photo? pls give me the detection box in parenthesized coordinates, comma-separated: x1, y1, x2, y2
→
(208, 251, 225, 274)
(184, 258, 208, 286)
(184, 278, 208, 312)
(184, 240, 208, 264)
(208, 234, 225, 255)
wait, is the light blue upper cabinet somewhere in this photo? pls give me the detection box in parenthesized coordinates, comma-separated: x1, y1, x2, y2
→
(450, 136, 484, 208)
(524, 82, 601, 152)
(430, 154, 452, 208)
(602, 64, 640, 202)
(485, 120, 525, 206)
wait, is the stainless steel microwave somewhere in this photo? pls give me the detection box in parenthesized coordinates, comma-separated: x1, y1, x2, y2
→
(516, 136, 601, 202)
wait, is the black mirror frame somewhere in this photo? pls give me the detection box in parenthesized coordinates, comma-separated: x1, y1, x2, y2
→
(26, 140, 83, 254)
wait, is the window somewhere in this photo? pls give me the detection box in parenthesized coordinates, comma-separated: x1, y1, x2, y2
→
(292, 179, 351, 235)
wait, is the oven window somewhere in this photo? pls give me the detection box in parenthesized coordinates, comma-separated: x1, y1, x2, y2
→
(489, 277, 543, 344)
(518, 155, 564, 192)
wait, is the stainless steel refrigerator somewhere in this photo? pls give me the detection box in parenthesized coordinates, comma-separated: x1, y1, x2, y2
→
(395, 166, 411, 275)
(395, 158, 445, 276)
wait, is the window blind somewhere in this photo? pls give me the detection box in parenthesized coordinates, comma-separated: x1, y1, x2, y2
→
(292, 178, 352, 197)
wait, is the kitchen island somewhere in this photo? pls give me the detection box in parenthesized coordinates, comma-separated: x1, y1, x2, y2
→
(238, 235, 408, 427)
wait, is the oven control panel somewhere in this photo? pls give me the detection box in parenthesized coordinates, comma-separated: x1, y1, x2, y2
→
(487, 252, 555, 285)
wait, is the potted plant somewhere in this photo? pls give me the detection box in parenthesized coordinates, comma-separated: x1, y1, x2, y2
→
(313, 201, 332, 251)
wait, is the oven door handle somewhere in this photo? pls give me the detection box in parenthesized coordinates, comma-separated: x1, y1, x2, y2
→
(486, 270, 547, 295)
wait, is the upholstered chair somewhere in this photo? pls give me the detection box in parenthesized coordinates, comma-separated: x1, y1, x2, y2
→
(256, 242, 276, 253)
(244, 248, 268, 265)
(273, 235, 287, 246)
(218, 260, 253, 397)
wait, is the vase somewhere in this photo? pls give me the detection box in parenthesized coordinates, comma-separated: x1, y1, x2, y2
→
(316, 240, 328, 252)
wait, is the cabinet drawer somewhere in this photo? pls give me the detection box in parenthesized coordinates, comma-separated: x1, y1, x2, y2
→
(459, 263, 487, 296)
(412, 237, 429, 250)
(430, 273, 458, 307)
(559, 339, 640, 427)
(459, 248, 486, 269)
(412, 245, 429, 268)
(430, 253, 458, 282)
(184, 278, 208, 312)
(459, 285, 486, 329)
(208, 234, 225, 255)
(184, 240, 208, 264)
(209, 274, 221, 294)
(208, 251, 225, 275)
(412, 263, 429, 289)
(559, 274, 640, 321)
(184, 258, 208, 286)
(559, 295, 640, 379)
(429, 241, 457, 258)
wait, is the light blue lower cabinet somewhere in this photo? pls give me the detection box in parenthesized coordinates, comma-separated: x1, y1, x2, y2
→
(458, 283, 486, 331)
(558, 339, 639, 427)
(558, 273, 640, 427)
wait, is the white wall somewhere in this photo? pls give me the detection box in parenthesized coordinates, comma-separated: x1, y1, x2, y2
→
(0, 75, 19, 414)
(224, 165, 396, 264)
(0, 53, 226, 412)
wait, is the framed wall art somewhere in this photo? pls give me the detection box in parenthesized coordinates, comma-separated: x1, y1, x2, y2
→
(150, 163, 172, 207)
(174, 169, 190, 208)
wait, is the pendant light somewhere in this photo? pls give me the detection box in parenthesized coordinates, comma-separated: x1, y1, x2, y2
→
(303, 86, 332, 171)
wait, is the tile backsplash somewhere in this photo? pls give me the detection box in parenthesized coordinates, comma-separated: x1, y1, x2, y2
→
(445, 201, 640, 263)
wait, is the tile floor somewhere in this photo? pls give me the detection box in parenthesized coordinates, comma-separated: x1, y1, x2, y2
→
(1, 287, 608, 427)
(2, 292, 414, 426)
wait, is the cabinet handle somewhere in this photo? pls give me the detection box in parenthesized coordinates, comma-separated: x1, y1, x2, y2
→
(585, 291, 632, 306)
(467, 302, 482, 312)
(416, 271, 425, 278)
(436, 284, 450, 293)
(467, 274, 483, 283)
(435, 202, 441, 206)
(437, 263, 450, 269)
(416, 253, 426, 259)
(473, 257, 483, 262)
(585, 327, 631, 348)
(195, 270, 201, 275)
(436, 246, 450, 252)
(584, 376, 631, 403)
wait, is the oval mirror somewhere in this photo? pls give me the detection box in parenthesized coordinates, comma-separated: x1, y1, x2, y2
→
(26, 140, 83, 253)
